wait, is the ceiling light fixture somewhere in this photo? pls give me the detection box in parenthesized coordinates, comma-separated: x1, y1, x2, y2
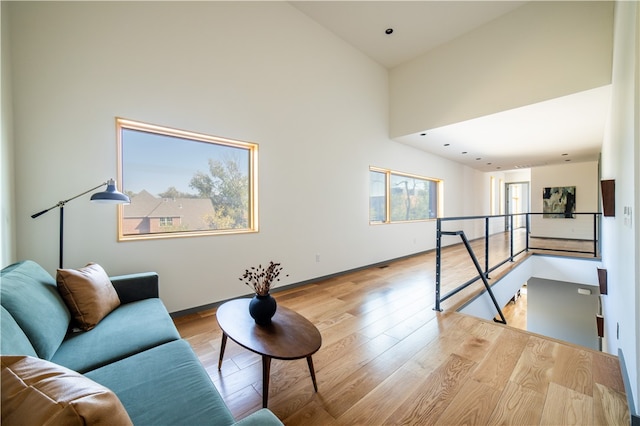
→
(461, 151, 468, 154)
(385, 28, 394, 35)
(444, 143, 450, 146)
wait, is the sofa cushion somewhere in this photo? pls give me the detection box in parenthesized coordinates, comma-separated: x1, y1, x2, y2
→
(0, 306, 38, 357)
(86, 339, 236, 426)
(1, 355, 133, 426)
(234, 409, 284, 425)
(56, 263, 121, 331)
(0, 261, 71, 360)
(51, 298, 180, 373)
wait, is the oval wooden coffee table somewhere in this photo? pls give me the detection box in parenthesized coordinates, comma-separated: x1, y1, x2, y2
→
(216, 298, 322, 408)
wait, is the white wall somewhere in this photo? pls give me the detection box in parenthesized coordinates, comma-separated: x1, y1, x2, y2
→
(528, 277, 600, 351)
(390, 1, 614, 137)
(600, 0, 639, 411)
(504, 169, 531, 184)
(530, 161, 599, 239)
(436, 167, 492, 244)
(6, 2, 478, 313)
(1, 3, 16, 267)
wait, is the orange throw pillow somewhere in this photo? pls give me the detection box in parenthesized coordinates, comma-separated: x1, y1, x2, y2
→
(1, 355, 133, 425)
(57, 263, 120, 331)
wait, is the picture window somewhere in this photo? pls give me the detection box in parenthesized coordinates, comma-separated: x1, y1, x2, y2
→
(369, 167, 441, 224)
(117, 118, 258, 240)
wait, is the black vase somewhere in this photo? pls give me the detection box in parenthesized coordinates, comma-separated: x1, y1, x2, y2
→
(249, 294, 277, 325)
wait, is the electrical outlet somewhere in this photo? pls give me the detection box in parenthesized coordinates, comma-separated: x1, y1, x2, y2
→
(624, 206, 633, 228)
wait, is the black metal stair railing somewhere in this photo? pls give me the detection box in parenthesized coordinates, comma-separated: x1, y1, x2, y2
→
(434, 212, 601, 318)
(439, 229, 508, 324)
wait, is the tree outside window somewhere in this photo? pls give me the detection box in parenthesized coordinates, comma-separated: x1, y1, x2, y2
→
(117, 118, 258, 240)
(369, 170, 387, 223)
(370, 168, 440, 224)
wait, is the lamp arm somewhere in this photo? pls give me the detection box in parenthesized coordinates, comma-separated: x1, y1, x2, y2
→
(31, 181, 108, 219)
(31, 204, 62, 219)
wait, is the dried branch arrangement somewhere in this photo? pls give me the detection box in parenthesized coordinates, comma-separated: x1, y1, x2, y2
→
(239, 261, 287, 296)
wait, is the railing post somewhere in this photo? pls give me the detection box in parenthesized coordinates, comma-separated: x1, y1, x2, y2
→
(526, 213, 530, 252)
(509, 214, 514, 261)
(435, 218, 442, 311)
(484, 217, 490, 278)
(593, 213, 598, 257)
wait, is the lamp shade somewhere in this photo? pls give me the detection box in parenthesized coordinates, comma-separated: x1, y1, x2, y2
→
(90, 179, 130, 204)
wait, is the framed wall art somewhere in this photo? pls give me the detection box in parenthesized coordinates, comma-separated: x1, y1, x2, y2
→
(542, 186, 576, 218)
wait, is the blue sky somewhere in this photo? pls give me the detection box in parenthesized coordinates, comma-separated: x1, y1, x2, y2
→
(122, 128, 248, 196)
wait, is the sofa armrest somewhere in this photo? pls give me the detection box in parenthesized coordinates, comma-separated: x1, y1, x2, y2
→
(233, 409, 283, 426)
(109, 272, 159, 304)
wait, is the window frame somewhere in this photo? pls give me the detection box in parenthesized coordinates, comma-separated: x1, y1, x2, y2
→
(369, 167, 442, 224)
(116, 118, 259, 241)
(369, 168, 388, 224)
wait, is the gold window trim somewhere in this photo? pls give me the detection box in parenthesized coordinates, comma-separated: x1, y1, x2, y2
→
(116, 118, 259, 241)
(369, 166, 443, 224)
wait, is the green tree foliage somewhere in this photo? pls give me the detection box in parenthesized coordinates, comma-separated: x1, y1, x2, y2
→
(157, 186, 197, 199)
(158, 223, 190, 233)
(390, 178, 431, 221)
(190, 157, 248, 229)
(202, 210, 236, 230)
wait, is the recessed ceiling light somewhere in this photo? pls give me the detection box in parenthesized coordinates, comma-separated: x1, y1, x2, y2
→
(385, 28, 394, 35)
(444, 143, 450, 147)
(461, 151, 467, 154)
(562, 153, 569, 156)
(565, 159, 571, 162)
(420, 133, 427, 136)
(476, 157, 481, 161)
(487, 162, 492, 165)
(497, 166, 502, 170)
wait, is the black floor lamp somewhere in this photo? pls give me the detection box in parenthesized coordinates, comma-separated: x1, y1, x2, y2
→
(31, 179, 130, 269)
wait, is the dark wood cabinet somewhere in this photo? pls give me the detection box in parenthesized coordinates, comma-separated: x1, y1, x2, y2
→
(601, 179, 615, 217)
(597, 267, 607, 295)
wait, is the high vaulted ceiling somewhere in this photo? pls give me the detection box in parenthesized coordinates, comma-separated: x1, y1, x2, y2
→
(291, 1, 526, 69)
(290, 1, 611, 173)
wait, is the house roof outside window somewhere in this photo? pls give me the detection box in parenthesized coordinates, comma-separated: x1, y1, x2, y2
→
(123, 190, 214, 230)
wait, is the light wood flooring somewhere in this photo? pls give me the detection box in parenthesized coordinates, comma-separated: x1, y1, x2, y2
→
(174, 234, 628, 425)
(501, 286, 528, 331)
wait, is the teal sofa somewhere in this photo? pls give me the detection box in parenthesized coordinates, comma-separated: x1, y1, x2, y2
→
(1, 260, 282, 425)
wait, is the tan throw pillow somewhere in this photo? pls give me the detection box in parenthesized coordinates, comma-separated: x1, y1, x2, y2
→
(57, 263, 120, 331)
(1, 355, 133, 426)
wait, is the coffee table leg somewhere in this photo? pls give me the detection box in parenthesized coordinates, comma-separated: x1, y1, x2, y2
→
(262, 356, 271, 408)
(306, 356, 318, 392)
(218, 332, 228, 370)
